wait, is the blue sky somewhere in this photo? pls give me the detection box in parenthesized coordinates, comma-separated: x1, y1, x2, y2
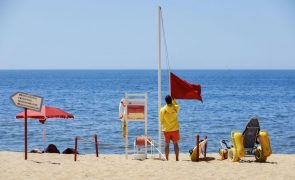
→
(0, 0, 294, 69)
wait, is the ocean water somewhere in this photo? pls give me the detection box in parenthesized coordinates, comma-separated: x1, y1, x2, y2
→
(0, 70, 294, 154)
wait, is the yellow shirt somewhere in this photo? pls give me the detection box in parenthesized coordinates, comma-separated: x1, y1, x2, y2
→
(160, 100, 180, 132)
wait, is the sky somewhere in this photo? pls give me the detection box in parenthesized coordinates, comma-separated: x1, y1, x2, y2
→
(0, 0, 295, 70)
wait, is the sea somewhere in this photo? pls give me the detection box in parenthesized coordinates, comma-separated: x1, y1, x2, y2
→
(0, 70, 294, 154)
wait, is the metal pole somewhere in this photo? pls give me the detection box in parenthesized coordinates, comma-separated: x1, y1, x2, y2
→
(204, 136, 208, 158)
(74, 136, 78, 161)
(169, 72, 171, 95)
(125, 93, 128, 159)
(94, 134, 99, 157)
(43, 126, 46, 151)
(125, 120, 128, 159)
(158, 5, 162, 157)
(196, 135, 200, 162)
(24, 108, 28, 160)
(145, 93, 148, 157)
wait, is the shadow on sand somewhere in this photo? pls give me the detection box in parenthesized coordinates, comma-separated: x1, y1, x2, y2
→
(239, 159, 277, 164)
(31, 160, 61, 165)
(183, 156, 215, 162)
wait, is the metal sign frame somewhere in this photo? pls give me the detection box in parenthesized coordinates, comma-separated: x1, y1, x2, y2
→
(11, 92, 43, 112)
(10, 92, 44, 160)
(124, 93, 148, 159)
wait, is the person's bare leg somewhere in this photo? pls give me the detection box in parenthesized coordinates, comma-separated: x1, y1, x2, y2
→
(173, 141, 179, 161)
(165, 141, 170, 160)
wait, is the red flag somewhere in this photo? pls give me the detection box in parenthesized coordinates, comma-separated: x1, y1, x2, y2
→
(170, 72, 203, 102)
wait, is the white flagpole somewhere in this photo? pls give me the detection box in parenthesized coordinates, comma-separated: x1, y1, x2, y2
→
(169, 72, 171, 95)
(43, 126, 46, 150)
(158, 6, 162, 155)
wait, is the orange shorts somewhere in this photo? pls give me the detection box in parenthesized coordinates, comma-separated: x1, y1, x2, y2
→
(164, 130, 180, 143)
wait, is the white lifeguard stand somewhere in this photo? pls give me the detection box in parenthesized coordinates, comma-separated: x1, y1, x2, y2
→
(124, 93, 148, 159)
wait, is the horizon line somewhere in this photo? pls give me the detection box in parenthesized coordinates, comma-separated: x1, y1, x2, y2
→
(0, 68, 294, 71)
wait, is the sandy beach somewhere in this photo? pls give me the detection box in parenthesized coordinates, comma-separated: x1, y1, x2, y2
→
(0, 152, 294, 180)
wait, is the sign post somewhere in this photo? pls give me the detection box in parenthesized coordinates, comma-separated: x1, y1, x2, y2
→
(11, 92, 43, 160)
(24, 108, 28, 160)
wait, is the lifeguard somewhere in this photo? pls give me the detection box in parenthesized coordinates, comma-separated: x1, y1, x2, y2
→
(160, 95, 180, 161)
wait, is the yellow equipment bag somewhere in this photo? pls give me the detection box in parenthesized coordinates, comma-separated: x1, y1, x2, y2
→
(190, 146, 198, 161)
(122, 121, 126, 139)
(189, 138, 208, 161)
(258, 130, 272, 157)
(228, 131, 245, 162)
(219, 148, 228, 160)
(231, 131, 245, 158)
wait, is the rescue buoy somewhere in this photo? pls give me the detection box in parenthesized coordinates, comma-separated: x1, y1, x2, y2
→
(135, 136, 152, 146)
(119, 99, 126, 120)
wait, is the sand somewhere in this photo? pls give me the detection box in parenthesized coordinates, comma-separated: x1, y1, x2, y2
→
(0, 152, 294, 180)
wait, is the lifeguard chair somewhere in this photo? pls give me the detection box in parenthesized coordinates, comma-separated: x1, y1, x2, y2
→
(124, 93, 148, 159)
